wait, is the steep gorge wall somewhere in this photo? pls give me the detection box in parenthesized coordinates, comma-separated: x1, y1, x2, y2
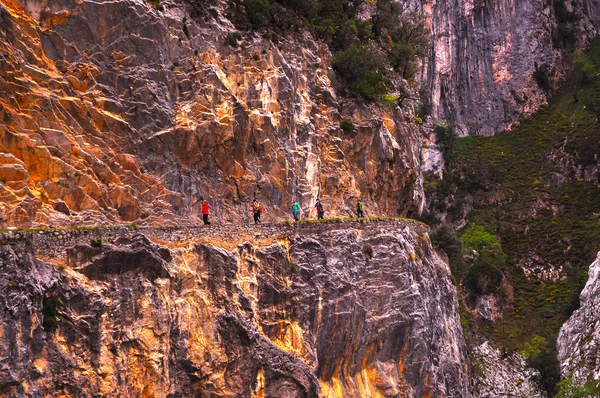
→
(0, 220, 469, 397)
(0, 0, 423, 228)
(422, 0, 600, 136)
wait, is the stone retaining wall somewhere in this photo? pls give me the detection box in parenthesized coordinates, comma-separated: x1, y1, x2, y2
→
(0, 219, 423, 261)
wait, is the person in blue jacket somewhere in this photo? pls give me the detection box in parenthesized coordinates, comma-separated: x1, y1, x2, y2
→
(291, 200, 302, 221)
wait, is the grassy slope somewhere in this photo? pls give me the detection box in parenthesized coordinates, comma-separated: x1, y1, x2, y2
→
(434, 39, 600, 384)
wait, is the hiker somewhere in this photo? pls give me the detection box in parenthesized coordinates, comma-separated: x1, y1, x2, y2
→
(314, 198, 324, 219)
(291, 199, 302, 221)
(201, 198, 211, 225)
(252, 199, 262, 224)
(356, 200, 365, 218)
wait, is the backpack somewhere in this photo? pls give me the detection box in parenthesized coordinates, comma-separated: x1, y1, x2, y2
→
(316, 202, 323, 212)
(259, 205, 263, 213)
(253, 202, 260, 211)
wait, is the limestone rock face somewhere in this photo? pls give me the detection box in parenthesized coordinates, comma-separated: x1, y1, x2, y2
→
(557, 251, 600, 384)
(422, 0, 560, 136)
(0, 0, 423, 227)
(421, 0, 599, 136)
(470, 341, 547, 398)
(0, 221, 469, 397)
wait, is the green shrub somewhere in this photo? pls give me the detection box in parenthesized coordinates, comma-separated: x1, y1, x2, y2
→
(353, 71, 387, 100)
(228, 0, 428, 101)
(372, 0, 403, 37)
(552, 0, 579, 50)
(416, 88, 432, 119)
(245, 0, 275, 29)
(521, 335, 547, 359)
(460, 223, 506, 265)
(465, 261, 503, 296)
(42, 295, 61, 332)
(333, 43, 387, 100)
(381, 93, 400, 108)
(533, 62, 552, 92)
(431, 224, 466, 278)
(340, 119, 354, 134)
(461, 223, 506, 296)
(148, 0, 164, 11)
(389, 42, 416, 77)
(556, 378, 600, 398)
(435, 121, 456, 165)
(331, 18, 359, 52)
(91, 238, 103, 248)
(527, 341, 561, 395)
(226, 32, 243, 46)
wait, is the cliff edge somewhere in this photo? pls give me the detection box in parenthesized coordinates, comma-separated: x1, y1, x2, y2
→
(0, 220, 469, 397)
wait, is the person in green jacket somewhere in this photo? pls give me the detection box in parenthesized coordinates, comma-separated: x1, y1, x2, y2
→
(356, 200, 365, 218)
(292, 200, 301, 221)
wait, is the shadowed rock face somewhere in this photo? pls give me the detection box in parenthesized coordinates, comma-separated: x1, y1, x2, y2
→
(0, 221, 468, 397)
(422, 0, 599, 136)
(423, 0, 558, 136)
(0, 0, 423, 227)
(557, 251, 600, 384)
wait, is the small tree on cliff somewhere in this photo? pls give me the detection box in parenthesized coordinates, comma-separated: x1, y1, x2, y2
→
(570, 51, 595, 103)
(332, 43, 387, 100)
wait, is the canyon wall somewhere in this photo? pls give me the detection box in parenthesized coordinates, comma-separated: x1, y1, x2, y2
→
(0, 0, 423, 228)
(0, 220, 469, 397)
(422, 0, 600, 136)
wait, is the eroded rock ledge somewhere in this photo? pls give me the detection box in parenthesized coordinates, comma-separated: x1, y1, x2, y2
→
(0, 220, 469, 397)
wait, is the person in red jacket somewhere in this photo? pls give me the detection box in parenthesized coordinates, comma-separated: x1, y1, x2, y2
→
(201, 198, 211, 225)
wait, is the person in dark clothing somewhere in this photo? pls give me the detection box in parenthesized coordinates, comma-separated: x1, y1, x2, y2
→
(356, 200, 364, 218)
(314, 198, 324, 219)
(252, 199, 262, 224)
(201, 198, 211, 225)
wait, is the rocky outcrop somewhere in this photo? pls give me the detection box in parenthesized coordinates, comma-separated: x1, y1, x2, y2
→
(422, 0, 562, 136)
(421, 0, 600, 136)
(0, 220, 469, 397)
(0, 0, 423, 227)
(557, 251, 600, 384)
(470, 341, 546, 398)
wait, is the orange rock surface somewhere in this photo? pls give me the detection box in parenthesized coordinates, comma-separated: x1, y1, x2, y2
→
(0, 0, 424, 228)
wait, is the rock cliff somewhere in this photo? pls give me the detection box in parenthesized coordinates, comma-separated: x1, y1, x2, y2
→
(557, 251, 600, 384)
(470, 341, 546, 398)
(0, 220, 469, 397)
(0, 0, 423, 227)
(422, 0, 600, 136)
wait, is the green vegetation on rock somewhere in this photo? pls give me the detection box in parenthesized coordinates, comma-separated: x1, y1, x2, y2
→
(226, 0, 428, 100)
(556, 378, 600, 398)
(42, 294, 61, 332)
(427, 37, 600, 395)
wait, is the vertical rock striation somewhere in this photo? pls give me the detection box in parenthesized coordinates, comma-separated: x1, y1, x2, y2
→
(0, 221, 469, 397)
(420, 0, 600, 136)
(422, 0, 562, 136)
(557, 251, 600, 384)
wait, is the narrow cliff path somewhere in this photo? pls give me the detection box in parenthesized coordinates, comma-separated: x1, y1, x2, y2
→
(1, 218, 421, 258)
